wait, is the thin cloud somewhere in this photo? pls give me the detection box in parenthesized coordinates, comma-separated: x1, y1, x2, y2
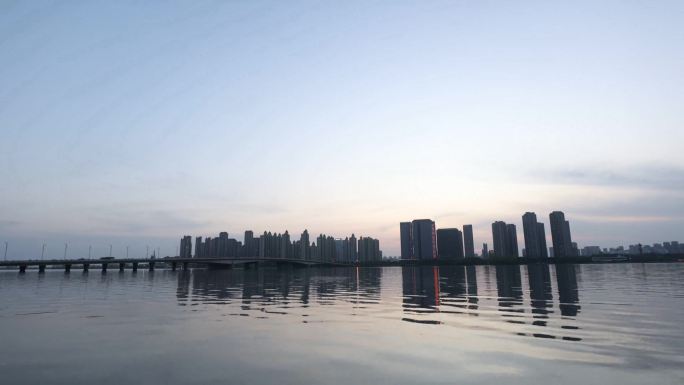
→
(529, 163, 684, 191)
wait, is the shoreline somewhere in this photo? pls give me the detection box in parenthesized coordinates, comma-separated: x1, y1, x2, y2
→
(352, 254, 684, 268)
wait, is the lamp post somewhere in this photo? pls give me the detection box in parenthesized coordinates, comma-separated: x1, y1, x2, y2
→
(3, 241, 7, 261)
(88, 245, 92, 260)
(41, 243, 46, 260)
(109, 244, 113, 259)
(64, 243, 68, 260)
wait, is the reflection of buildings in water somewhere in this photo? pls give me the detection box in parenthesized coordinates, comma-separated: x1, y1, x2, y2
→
(555, 264, 581, 317)
(465, 266, 478, 312)
(190, 269, 243, 303)
(495, 265, 524, 317)
(402, 266, 440, 311)
(312, 267, 382, 305)
(527, 264, 553, 325)
(176, 270, 192, 305)
(300, 269, 310, 305)
(439, 266, 466, 299)
(175, 267, 383, 309)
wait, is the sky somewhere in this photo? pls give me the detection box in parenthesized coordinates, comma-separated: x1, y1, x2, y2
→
(1, 0, 683, 259)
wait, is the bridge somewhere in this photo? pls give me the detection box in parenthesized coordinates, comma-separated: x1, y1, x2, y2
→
(0, 257, 348, 273)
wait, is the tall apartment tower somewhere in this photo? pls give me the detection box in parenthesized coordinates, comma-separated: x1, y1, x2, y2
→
(463, 224, 475, 258)
(537, 222, 548, 258)
(179, 235, 192, 258)
(436, 228, 464, 259)
(411, 219, 437, 260)
(506, 224, 519, 257)
(400, 222, 413, 259)
(549, 211, 573, 258)
(491, 221, 509, 257)
(522, 212, 542, 257)
(194, 237, 203, 258)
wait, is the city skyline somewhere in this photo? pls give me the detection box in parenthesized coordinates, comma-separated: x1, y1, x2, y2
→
(3, 208, 684, 260)
(1, 2, 683, 258)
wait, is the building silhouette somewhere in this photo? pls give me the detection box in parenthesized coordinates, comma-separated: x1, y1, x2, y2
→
(491, 221, 509, 257)
(506, 224, 519, 257)
(537, 222, 549, 258)
(244, 230, 255, 257)
(411, 219, 437, 260)
(523, 212, 549, 258)
(400, 222, 413, 260)
(358, 236, 382, 262)
(179, 235, 192, 258)
(550, 211, 574, 258)
(436, 228, 464, 259)
(463, 224, 475, 258)
(401, 219, 436, 260)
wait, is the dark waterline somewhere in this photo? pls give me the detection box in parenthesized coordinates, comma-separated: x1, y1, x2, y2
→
(1, 264, 683, 384)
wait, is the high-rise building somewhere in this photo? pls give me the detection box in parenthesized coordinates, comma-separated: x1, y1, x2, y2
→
(491, 221, 509, 257)
(463, 224, 475, 258)
(550, 211, 573, 258)
(300, 229, 310, 260)
(244, 230, 254, 257)
(194, 237, 203, 258)
(179, 235, 192, 258)
(411, 219, 437, 260)
(537, 222, 548, 258)
(506, 224, 519, 257)
(350, 233, 358, 261)
(400, 222, 413, 259)
(358, 236, 381, 262)
(436, 228, 464, 259)
(522, 212, 542, 258)
(218, 232, 229, 258)
(482, 243, 488, 258)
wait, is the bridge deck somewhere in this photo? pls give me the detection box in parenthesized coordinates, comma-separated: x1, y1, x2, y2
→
(0, 257, 349, 268)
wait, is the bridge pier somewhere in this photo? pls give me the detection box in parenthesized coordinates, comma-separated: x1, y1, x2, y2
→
(171, 261, 177, 271)
(148, 262, 155, 271)
(101, 263, 108, 273)
(182, 262, 189, 270)
(119, 262, 125, 272)
(64, 264, 71, 273)
(38, 264, 46, 273)
(83, 263, 89, 273)
(19, 264, 27, 273)
(244, 261, 258, 269)
(132, 262, 138, 272)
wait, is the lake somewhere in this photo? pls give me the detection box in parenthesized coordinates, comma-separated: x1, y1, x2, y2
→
(1, 263, 683, 384)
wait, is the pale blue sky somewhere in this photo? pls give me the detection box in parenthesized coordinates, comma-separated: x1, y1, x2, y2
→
(1, 1, 683, 258)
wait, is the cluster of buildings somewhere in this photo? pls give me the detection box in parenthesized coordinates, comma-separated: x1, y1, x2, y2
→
(400, 211, 580, 260)
(179, 230, 382, 263)
(581, 241, 684, 256)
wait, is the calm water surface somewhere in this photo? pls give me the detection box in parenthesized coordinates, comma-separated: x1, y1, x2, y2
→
(1, 263, 683, 384)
